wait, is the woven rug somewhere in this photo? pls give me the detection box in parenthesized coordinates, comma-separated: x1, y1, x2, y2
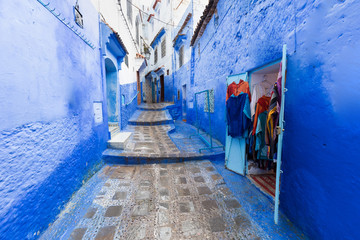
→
(249, 174, 276, 197)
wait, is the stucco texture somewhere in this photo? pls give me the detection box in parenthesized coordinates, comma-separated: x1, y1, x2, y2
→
(172, 0, 360, 239)
(120, 82, 138, 129)
(0, 0, 107, 239)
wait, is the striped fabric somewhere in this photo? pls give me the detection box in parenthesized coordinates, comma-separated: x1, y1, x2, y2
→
(250, 174, 276, 197)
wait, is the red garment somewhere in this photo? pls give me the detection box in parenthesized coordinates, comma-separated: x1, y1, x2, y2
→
(226, 80, 251, 101)
(252, 95, 271, 135)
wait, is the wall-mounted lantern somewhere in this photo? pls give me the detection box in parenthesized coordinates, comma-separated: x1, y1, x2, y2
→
(74, 1, 84, 28)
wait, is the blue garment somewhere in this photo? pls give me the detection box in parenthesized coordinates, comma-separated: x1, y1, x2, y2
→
(226, 93, 251, 138)
(255, 111, 268, 159)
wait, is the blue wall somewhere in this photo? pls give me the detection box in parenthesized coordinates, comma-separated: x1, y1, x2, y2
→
(172, 0, 360, 239)
(163, 75, 174, 102)
(120, 82, 138, 129)
(0, 0, 107, 239)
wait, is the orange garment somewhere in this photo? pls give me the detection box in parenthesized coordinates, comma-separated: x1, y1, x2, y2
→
(226, 80, 251, 101)
(252, 95, 271, 135)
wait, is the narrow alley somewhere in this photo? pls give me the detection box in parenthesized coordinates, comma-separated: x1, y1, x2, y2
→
(41, 103, 302, 240)
(1, 0, 359, 240)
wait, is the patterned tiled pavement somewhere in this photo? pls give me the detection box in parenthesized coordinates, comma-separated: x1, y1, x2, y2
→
(41, 103, 305, 240)
(122, 125, 180, 156)
(67, 160, 264, 240)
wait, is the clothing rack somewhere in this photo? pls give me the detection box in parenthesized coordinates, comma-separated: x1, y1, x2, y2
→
(190, 89, 224, 153)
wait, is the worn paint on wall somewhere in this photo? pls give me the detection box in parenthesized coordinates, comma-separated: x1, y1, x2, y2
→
(0, 0, 107, 239)
(119, 82, 138, 129)
(172, 0, 360, 239)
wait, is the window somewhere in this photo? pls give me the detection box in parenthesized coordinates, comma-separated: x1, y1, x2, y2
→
(125, 55, 129, 67)
(135, 17, 140, 45)
(154, 47, 158, 64)
(161, 37, 166, 58)
(214, 9, 219, 27)
(179, 46, 184, 67)
(167, 69, 170, 75)
(74, 3, 83, 28)
(198, 43, 201, 58)
(127, 0, 133, 24)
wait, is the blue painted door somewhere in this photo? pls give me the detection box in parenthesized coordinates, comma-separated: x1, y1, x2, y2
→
(274, 45, 287, 224)
(225, 73, 248, 175)
(151, 80, 155, 103)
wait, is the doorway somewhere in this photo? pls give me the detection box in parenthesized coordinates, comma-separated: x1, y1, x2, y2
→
(105, 58, 118, 125)
(246, 61, 282, 199)
(151, 79, 156, 103)
(224, 45, 287, 224)
(182, 84, 187, 121)
(160, 75, 165, 102)
(136, 71, 141, 105)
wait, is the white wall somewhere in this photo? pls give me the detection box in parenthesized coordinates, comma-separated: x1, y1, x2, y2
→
(90, 0, 147, 85)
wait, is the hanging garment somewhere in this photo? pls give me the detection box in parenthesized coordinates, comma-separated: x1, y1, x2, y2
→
(255, 111, 268, 160)
(276, 62, 283, 114)
(250, 84, 265, 118)
(226, 80, 251, 101)
(226, 93, 251, 138)
(252, 96, 271, 135)
(265, 83, 280, 159)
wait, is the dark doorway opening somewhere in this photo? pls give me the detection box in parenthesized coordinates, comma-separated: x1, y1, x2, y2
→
(160, 75, 165, 102)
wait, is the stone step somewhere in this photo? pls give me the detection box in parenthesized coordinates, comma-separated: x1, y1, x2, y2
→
(102, 148, 225, 164)
(128, 110, 173, 126)
(107, 132, 132, 150)
(137, 103, 174, 111)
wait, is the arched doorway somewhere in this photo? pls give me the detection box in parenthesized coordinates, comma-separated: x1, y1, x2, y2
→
(105, 58, 119, 126)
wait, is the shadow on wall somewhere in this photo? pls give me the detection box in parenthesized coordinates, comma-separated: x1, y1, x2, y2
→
(120, 82, 138, 129)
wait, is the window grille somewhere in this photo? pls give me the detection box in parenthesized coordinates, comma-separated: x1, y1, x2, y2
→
(125, 55, 129, 67)
(154, 48, 158, 64)
(161, 38, 166, 58)
(127, 0, 133, 23)
(179, 46, 184, 67)
(135, 18, 140, 45)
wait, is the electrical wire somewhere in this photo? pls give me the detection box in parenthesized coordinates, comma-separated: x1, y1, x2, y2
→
(118, 0, 140, 53)
(126, 0, 191, 30)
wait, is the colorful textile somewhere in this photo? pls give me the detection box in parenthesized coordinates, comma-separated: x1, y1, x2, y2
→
(250, 84, 265, 118)
(226, 80, 251, 101)
(252, 96, 271, 135)
(276, 62, 283, 114)
(265, 83, 280, 159)
(256, 112, 268, 159)
(226, 93, 251, 138)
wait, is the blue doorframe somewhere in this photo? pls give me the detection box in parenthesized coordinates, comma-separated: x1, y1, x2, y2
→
(274, 44, 287, 224)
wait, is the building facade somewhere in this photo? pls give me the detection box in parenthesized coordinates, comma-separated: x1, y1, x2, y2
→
(172, 0, 360, 239)
(0, 0, 107, 238)
(91, 0, 145, 130)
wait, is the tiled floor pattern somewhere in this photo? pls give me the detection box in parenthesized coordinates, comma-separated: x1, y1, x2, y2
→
(69, 160, 263, 240)
(121, 125, 181, 157)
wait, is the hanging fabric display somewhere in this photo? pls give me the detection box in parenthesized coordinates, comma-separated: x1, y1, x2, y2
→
(226, 80, 251, 138)
(204, 89, 214, 113)
(226, 93, 251, 138)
